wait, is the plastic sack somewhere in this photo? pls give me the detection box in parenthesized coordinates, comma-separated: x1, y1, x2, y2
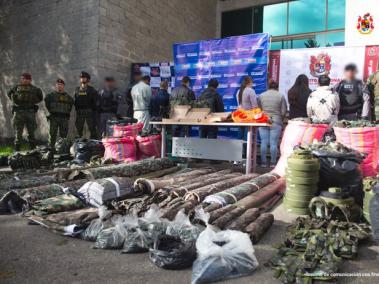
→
(81, 206, 113, 241)
(106, 118, 138, 137)
(72, 139, 105, 164)
(93, 216, 127, 249)
(334, 126, 379, 177)
(113, 122, 143, 138)
(274, 120, 329, 176)
(122, 205, 167, 253)
(149, 235, 196, 270)
(191, 228, 259, 284)
(166, 209, 204, 242)
(136, 134, 161, 159)
(102, 137, 137, 162)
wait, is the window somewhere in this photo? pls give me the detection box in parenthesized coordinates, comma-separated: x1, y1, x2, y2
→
(289, 0, 326, 34)
(263, 3, 287, 36)
(221, 8, 253, 38)
(327, 0, 345, 30)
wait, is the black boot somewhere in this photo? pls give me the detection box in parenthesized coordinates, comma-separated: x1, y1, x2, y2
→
(14, 144, 21, 152)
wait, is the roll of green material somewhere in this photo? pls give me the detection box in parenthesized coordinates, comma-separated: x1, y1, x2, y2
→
(285, 149, 320, 215)
(364, 190, 374, 223)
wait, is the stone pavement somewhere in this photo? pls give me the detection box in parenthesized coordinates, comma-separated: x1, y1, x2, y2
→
(1, 204, 378, 284)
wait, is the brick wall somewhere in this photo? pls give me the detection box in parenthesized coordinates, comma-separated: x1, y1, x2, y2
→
(0, 0, 217, 141)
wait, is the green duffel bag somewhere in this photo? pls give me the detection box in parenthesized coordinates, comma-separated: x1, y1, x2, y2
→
(284, 203, 310, 215)
(286, 168, 315, 177)
(287, 158, 320, 171)
(284, 197, 310, 208)
(286, 175, 319, 185)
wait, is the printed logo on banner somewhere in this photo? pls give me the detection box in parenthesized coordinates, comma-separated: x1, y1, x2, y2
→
(357, 13, 375, 34)
(309, 53, 331, 77)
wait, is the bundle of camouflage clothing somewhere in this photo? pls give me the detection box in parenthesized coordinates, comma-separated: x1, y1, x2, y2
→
(266, 217, 371, 283)
(8, 148, 53, 171)
(334, 120, 377, 128)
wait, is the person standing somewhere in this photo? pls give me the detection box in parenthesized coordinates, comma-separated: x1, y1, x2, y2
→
(367, 69, 379, 121)
(44, 79, 74, 148)
(150, 80, 170, 119)
(288, 74, 312, 119)
(198, 79, 224, 139)
(125, 71, 143, 118)
(97, 77, 123, 137)
(131, 75, 152, 133)
(7, 73, 43, 151)
(170, 76, 196, 137)
(258, 80, 287, 168)
(237, 76, 258, 141)
(334, 64, 370, 120)
(307, 75, 340, 125)
(74, 71, 98, 139)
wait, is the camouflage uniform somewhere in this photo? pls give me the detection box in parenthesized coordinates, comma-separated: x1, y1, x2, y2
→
(44, 91, 74, 147)
(367, 70, 379, 121)
(74, 85, 98, 138)
(7, 84, 43, 149)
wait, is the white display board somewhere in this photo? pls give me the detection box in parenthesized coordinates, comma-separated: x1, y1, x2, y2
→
(278, 46, 366, 97)
(345, 0, 379, 47)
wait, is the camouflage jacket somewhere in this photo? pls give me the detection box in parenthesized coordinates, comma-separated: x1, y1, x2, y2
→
(7, 84, 43, 109)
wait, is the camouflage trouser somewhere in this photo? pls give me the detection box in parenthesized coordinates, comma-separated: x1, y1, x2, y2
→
(49, 116, 69, 147)
(75, 109, 97, 139)
(12, 110, 37, 145)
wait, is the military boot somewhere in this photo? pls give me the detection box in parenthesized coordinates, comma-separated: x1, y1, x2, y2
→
(14, 144, 21, 152)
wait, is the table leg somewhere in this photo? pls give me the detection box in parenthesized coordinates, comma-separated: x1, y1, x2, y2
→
(161, 125, 167, 158)
(246, 126, 253, 175)
(252, 127, 258, 173)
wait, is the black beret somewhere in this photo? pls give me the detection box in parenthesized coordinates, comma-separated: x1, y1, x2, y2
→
(21, 73, 32, 80)
(56, 78, 65, 85)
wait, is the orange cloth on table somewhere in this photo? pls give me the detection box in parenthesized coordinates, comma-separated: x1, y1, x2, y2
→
(231, 108, 269, 123)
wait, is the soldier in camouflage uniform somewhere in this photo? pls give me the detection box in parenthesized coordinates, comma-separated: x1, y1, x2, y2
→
(7, 73, 43, 151)
(367, 70, 379, 121)
(74, 71, 98, 138)
(44, 79, 74, 148)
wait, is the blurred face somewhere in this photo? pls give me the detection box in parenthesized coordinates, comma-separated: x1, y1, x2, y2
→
(20, 77, 31, 85)
(134, 74, 142, 83)
(56, 82, 65, 92)
(344, 69, 356, 81)
(105, 80, 115, 89)
(80, 77, 89, 84)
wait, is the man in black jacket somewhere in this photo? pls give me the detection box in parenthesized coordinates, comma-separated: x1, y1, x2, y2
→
(334, 64, 371, 120)
(198, 79, 224, 139)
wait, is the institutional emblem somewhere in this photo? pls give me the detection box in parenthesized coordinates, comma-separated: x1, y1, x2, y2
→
(310, 53, 331, 77)
(357, 13, 374, 34)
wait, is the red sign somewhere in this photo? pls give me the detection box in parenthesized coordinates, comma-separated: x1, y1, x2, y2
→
(268, 50, 281, 83)
(363, 45, 379, 80)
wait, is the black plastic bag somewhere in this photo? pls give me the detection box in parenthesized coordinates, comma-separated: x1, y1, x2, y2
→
(312, 150, 364, 205)
(72, 139, 105, 164)
(149, 235, 196, 270)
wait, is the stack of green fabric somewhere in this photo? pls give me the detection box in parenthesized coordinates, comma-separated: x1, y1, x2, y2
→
(284, 149, 320, 215)
(363, 176, 379, 223)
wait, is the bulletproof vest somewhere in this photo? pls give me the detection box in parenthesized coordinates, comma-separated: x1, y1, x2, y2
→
(74, 86, 92, 109)
(99, 89, 117, 113)
(337, 80, 363, 114)
(11, 85, 42, 108)
(48, 92, 73, 115)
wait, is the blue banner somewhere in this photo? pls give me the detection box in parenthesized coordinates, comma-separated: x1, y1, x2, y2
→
(173, 33, 269, 112)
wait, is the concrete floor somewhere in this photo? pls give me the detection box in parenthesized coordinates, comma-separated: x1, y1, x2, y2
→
(1, 204, 379, 284)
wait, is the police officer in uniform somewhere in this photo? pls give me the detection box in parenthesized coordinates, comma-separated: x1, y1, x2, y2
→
(334, 64, 371, 120)
(97, 76, 123, 137)
(44, 79, 74, 148)
(7, 73, 43, 151)
(74, 71, 98, 138)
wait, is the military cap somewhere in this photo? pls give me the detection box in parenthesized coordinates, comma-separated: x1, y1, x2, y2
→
(21, 73, 32, 80)
(56, 78, 65, 85)
(80, 71, 91, 80)
(104, 76, 115, 82)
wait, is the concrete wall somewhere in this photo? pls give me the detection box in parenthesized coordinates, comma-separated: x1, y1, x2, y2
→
(0, 0, 100, 141)
(97, 0, 218, 84)
(0, 0, 218, 141)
